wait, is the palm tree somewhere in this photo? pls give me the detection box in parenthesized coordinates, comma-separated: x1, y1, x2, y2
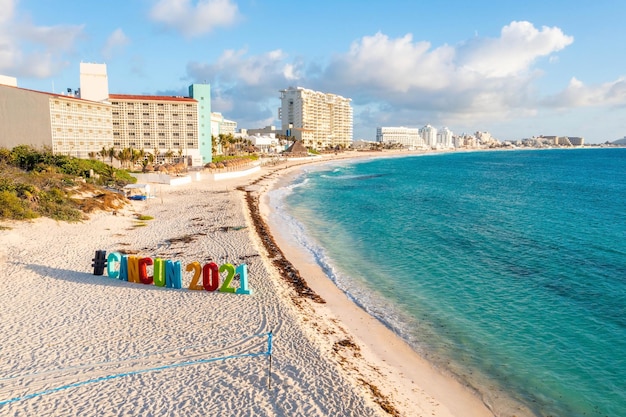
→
(98, 147, 107, 162)
(117, 147, 132, 169)
(107, 147, 116, 166)
(130, 148, 143, 170)
(211, 136, 217, 156)
(164, 149, 174, 164)
(217, 133, 230, 155)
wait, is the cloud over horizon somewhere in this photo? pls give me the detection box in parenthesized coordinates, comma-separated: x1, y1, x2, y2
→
(0, 0, 84, 78)
(189, 20, 612, 136)
(102, 28, 130, 60)
(3, 0, 626, 143)
(149, 0, 240, 38)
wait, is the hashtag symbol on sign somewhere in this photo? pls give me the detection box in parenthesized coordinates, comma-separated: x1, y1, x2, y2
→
(92, 250, 107, 276)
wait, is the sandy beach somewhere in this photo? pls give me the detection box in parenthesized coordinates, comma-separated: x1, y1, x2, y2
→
(0, 151, 496, 416)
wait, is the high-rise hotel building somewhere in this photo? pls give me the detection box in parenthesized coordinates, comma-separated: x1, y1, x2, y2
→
(279, 86, 353, 150)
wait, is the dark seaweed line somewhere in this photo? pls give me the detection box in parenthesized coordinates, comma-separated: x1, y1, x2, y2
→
(239, 178, 326, 304)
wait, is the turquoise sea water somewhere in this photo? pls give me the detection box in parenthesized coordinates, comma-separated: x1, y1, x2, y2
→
(268, 148, 626, 417)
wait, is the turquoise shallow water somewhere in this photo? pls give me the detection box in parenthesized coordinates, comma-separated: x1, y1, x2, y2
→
(269, 148, 626, 417)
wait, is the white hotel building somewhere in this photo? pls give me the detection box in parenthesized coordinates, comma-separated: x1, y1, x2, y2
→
(1, 63, 213, 166)
(376, 127, 426, 149)
(377, 124, 455, 149)
(279, 86, 353, 150)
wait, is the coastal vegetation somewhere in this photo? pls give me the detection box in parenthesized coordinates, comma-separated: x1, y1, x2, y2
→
(0, 145, 134, 221)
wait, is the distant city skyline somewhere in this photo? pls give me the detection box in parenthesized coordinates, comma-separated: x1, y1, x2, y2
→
(2, 0, 626, 143)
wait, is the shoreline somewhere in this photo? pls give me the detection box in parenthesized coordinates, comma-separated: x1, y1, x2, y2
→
(248, 151, 499, 417)
(0, 149, 512, 416)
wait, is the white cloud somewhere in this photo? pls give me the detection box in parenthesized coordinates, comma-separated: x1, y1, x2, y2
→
(149, 0, 239, 38)
(102, 28, 130, 60)
(0, 0, 15, 25)
(318, 21, 583, 128)
(283, 63, 299, 80)
(325, 32, 456, 93)
(325, 22, 573, 97)
(183, 20, 626, 141)
(0, 0, 84, 78)
(189, 47, 291, 86)
(543, 76, 626, 108)
(186, 47, 299, 128)
(457, 21, 573, 77)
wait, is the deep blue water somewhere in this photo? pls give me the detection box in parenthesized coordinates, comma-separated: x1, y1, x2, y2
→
(268, 148, 626, 417)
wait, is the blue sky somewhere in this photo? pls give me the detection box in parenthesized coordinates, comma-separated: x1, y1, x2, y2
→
(2, 0, 626, 143)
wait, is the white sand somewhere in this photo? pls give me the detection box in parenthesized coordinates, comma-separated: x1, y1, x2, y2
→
(0, 152, 496, 416)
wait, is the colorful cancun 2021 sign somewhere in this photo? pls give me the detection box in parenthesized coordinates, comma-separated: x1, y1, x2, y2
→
(91, 250, 252, 295)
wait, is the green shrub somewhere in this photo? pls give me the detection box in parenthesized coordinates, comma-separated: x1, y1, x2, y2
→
(0, 146, 135, 221)
(0, 190, 37, 219)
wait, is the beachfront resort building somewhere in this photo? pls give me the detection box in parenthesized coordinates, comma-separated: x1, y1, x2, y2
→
(0, 75, 113, 159)
(436, 127, 454, 149)
(279, 86, 353, 150)
(376, 125, 455, 149)
(376, 127, 426, 149)
(540, 135, 585, 147)
(419, 124, 438, 148)
(210, 112, 237, 136)
(0, 64, 213, 166)
(109, 94, 203, 166)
